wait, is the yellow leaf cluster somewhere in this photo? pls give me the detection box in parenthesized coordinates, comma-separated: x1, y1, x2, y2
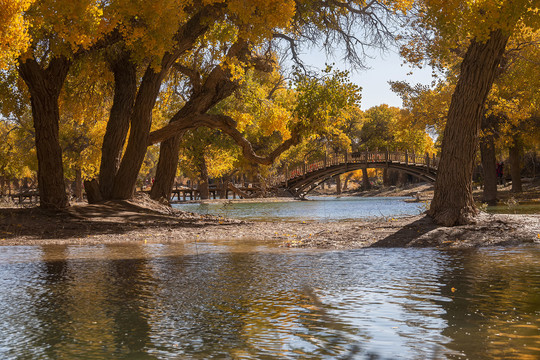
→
(226, 0, 296, 41)
(0, 0, 33, 69)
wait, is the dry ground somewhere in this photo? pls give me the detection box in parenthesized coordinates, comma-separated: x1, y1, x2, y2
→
(1, 193, 538, 249)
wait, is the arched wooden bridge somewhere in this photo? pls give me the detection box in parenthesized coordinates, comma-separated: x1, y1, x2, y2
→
(279, 150, 439, 198)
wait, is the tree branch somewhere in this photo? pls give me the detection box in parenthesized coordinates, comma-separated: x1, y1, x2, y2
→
(148, 113, 300, 166)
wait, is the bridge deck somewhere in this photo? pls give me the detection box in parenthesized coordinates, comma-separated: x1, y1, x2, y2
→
(280, 151, 438, 197)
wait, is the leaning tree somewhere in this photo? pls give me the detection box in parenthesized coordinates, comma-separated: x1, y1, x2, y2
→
(403, 0, 539, 225)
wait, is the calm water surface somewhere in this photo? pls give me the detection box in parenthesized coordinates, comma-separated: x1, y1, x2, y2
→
(0, 243, 539, 359)
(173, 196, 426, 221)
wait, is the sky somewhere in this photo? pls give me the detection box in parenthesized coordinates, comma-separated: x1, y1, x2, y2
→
(304, 48, 436, 110)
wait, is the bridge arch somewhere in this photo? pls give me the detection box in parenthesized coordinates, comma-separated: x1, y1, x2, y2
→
(280, 151, 438, 198)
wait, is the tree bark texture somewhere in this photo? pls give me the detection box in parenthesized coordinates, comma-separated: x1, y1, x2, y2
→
(149, 45, 242, 201)
(150, 133, 184, 201)
(509, 139, 523, 193)
(99, 50, 137, 199)
(428, 30, 509, 226)
(18, 57, 71, 209)
(110, 5, 224, 200)
(480, 135, 498, 205)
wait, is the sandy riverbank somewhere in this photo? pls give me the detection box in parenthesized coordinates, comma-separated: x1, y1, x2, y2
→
(1, 193, 538, 249)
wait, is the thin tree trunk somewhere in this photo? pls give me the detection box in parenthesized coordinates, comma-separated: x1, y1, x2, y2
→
(18, 57, 71, 209)
(74, 168, 83, 201)
(480, 136, 498, 205)
(99, 50, 137, 199)
(383, 168, 390, 187)
(342, 173, 353, 190)
(429, 30, 509, 226)
(198, 155, 210, 200)
(509, 139, 523, 193)
(362, 168, 371, 190)
(335, 175, 342, 195)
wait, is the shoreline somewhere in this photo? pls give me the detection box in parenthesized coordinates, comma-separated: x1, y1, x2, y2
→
(1, 194, 538, 249)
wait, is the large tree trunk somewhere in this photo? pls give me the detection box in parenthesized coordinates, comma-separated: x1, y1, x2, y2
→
(149, 58, 239, 201)
(150, 133, 183, 201)
(428, 30, 509, 226)
(108, 5, 223, 200)
(110, 62, 171, 199)
(480, 116, 498, 205)
(509, 139, 523, 193)
(99, 50, 137, 199)
(18, 57, 71, 209)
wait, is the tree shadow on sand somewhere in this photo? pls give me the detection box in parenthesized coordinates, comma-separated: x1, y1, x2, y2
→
(0, 200, 232, 240)
(368, 215, 442, 247)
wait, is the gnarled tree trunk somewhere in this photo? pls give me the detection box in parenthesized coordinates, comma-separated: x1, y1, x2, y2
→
(110, 64, 170, 200)
(99, 50, 137, 199)
(149, 57, 239, 201)
(18, 57, 71, 209)
(428, 30, 509, 226)
(108, 5, 223, 200)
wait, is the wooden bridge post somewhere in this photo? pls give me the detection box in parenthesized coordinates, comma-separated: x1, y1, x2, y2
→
(324, 151, 327, 168)
(385, 148, 389, 163)
(405, 150, 409, 164)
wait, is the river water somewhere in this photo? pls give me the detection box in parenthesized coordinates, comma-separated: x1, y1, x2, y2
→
(173, 196, 426, 221)
(1, 197, 539, 359)
(1, 243, 539, 359)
